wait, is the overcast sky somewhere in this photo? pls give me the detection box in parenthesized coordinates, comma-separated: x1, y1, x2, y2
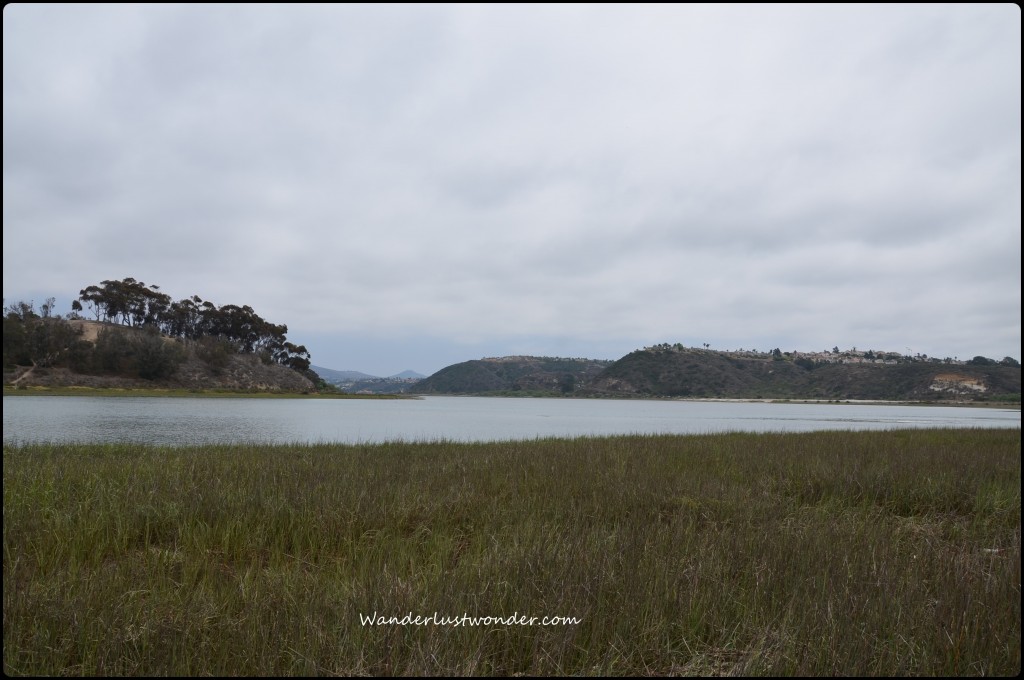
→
(4, 4, 1020, 376)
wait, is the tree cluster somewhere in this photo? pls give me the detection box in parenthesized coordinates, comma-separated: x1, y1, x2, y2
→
(72, 278, 310, 371)
(4, 277, 313, 380)
(3, 298, 89, 370)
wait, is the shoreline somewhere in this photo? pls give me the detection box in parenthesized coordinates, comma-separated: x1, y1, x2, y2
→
(679, 396, 1021, 409)
(1, 385, 413, 399)
(3, 385, 1016, 408)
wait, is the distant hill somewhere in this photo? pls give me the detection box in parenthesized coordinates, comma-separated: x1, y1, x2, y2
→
(390, 369, 426, 379)
(310, 365, 380, 383)
(411, 347, 1019, 401)
(582, 346, 1021, 401)
(411, 356, 614, 395)
(310, 367, 427, 384)
(310, 365, 424, 395)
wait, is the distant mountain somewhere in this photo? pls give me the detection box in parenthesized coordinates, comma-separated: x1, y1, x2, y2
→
(310, 365, 424, 394)
(311, 366, 427, 382)
(411, 356, 614, 395)
(310, 365, 380, 383)
(389, 370, 426, 379)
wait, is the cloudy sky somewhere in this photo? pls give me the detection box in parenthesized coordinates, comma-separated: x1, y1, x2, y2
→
(4, 4, 1020, 376)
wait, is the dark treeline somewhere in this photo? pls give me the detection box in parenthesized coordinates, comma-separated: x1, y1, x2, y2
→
(4, 277, 312, 380)
(74, 277, 309, 366)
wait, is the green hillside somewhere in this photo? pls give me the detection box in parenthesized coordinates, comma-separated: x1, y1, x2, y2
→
(413, 356, 614, 395)
(414, 346, 1020, 402)
(584, 346, 1021, 401)
(3, 278, 325, 393)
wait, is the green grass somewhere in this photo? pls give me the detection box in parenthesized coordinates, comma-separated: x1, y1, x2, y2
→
(4, 430, 1020, 675)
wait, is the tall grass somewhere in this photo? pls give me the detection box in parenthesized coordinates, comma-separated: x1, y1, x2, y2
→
(4, 429, 1020, 675)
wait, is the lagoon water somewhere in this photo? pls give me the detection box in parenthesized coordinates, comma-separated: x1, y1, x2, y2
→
(2, 395, 1020, 446)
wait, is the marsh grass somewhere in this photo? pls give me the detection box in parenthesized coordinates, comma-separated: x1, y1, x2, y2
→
(4, 429, 1020, 675)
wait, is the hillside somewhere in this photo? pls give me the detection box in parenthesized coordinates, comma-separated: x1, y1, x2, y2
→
(584, 346, 1021, 401)
(412, 356, 614, 395)
(4, 320, 317, 393)
(413, 347, 1020, 401)
(4, 279, 322, 393)
(7, 349, 316, 393)
(310, 365, 426, 394)
(310, 365, 380, 383)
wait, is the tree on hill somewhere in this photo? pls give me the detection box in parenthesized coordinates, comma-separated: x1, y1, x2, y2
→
(4, 278, 317, 385)
(78, 278, 171, 328)
(74, 277, 311, 373)
(3, 299, 91, 370)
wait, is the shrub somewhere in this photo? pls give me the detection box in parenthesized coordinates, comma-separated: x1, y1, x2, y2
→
(196, 336, 234, 374)
(133, 330, 185, 380)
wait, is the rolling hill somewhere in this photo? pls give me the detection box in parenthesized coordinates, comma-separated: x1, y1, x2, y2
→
(583, 346, 1021, 401)
(410, 348, 1020, 402)
(412, 356, 614, 395)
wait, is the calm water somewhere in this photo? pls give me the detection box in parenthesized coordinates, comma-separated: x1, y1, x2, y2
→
(2, 395, 1019, 446)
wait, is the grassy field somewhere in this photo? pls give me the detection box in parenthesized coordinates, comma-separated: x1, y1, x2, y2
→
(3, 429, 1020, 676)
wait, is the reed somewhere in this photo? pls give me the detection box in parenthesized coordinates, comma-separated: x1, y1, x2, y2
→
(4, 429, 1019, 675)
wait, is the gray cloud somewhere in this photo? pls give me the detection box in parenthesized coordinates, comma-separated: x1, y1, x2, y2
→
(4, 4, 1019, 375)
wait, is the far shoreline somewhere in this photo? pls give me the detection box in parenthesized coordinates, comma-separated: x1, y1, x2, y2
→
(401, 391, 1021, 409)
(680, 396, 1021, 409)
(3, 386, 1017, 409)
(1, 385, 414, 399)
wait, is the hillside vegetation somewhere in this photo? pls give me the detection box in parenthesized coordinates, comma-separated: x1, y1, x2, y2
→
(413, 348, 1020, 402)
(414, 356, 613, 395)
(585, 346, 1021, 401)
(3, 278, 323, 393)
